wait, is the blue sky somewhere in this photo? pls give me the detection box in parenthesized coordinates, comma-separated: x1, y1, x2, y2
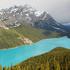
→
(0, 0, 70, 23)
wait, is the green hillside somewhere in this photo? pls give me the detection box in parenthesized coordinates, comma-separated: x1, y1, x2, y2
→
(0, 25, 46, 49)
(0, 28, 20, 49)
(0, 25, 60, 49)
(13, 25, 47, 42)
(13, 25, 60, 42)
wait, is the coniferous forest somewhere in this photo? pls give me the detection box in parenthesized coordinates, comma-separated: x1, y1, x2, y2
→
(0, 47, 70, 70)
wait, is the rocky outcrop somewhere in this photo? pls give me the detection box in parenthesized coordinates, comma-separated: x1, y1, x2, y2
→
(0, 21, 9, 29)
(22, 38, 33, 45)
(18, 36, 33, 45)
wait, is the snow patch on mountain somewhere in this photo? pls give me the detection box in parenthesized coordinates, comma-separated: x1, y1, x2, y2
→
(35, 11, 43, 17)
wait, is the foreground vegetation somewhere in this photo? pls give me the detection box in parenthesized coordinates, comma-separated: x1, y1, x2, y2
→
(0, 47, 70, 70)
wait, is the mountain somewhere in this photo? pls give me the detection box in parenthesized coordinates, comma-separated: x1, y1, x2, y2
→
(0, 5, 61, 28)
(0, 4, 61, 49)
(0, 5, 46, 27)
(0, 5, 57, 27)
(0, 5, 70, 37)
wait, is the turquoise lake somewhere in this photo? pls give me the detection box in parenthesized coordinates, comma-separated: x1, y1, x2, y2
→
(0, 36, 70, 67)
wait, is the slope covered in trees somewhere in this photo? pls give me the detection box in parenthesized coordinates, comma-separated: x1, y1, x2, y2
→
(0, 47, 70, 70)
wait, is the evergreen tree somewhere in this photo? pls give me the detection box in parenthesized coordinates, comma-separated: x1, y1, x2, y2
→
(7, 67, 11, 70)
(3, 67, 7, 70)
(0, 65, 2, 70)
(15, 65, 21, 70)
(53, 57, 60, 70)
(45, 60, 50, 70)
(56, 62, 60, 70)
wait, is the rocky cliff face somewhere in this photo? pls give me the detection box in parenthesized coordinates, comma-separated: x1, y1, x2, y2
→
(22, 38, 33, 45)
(18, 36, 33, 45)
(0, 5, 60, 30)
(0, 5, 57, 28)
(0, 5, 70, 37)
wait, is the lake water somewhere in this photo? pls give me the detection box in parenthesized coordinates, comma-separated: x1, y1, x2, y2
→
(0, 36, 70, 67)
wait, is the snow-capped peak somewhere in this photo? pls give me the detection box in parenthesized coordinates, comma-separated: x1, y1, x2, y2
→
(0, 4, 53, 27)
(10, 8, 18, 13)
(35, 11, 44, 17)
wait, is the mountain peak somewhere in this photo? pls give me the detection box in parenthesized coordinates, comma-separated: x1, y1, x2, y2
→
(0, 4, 58, 30)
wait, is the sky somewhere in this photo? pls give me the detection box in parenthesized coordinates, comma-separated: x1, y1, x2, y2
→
(0, 0, 70, 23)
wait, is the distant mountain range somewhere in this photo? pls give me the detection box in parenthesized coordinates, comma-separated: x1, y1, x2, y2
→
(0, 5, 70, 37)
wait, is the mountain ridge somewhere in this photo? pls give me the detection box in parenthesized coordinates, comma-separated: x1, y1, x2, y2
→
(0, 5, 58, 28)
(0, 5, 70, 37)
